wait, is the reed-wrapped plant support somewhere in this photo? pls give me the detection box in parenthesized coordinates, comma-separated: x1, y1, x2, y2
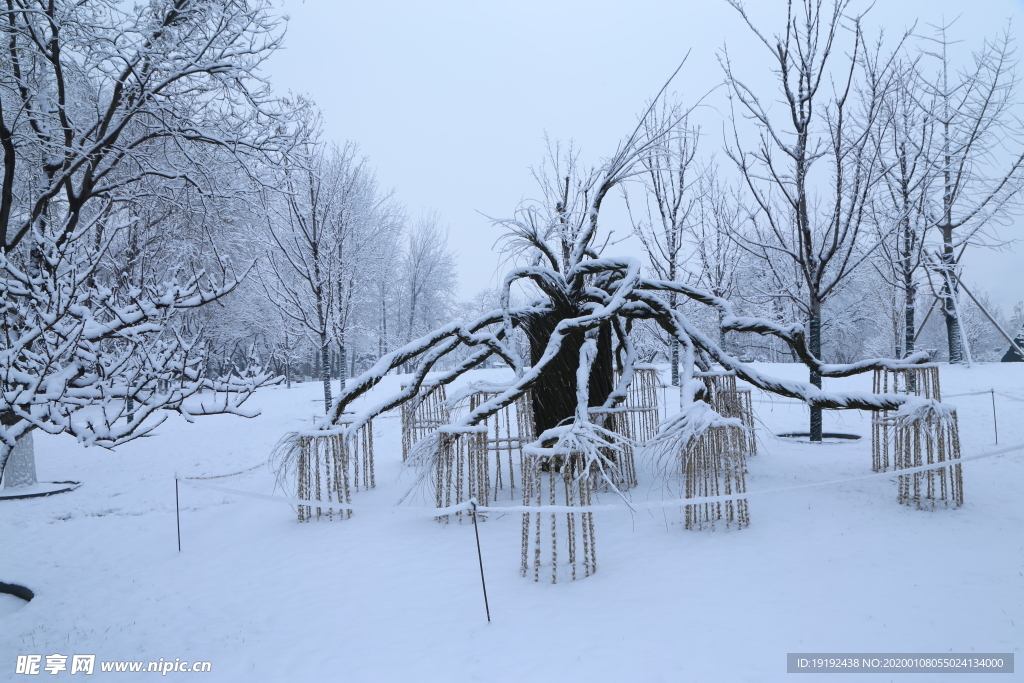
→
(618, 365, 662, 444)
(467, 389, 535, 499)
(520, 451, 598, 583)
(698, 371, 757, 456)
(647, 392, 751, 531)
(274, 418, 375, 522)
(680, 422, 750, 530)
(401, 382, 449, 462)
(872, 366, 963, 508)
(432, 427, 490, 523)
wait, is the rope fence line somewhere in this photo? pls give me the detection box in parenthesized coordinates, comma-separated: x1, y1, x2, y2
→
(922, 389, 1024, 403)
(180, 477, 476, 516)
(749, 389, 1024, 403)
(944, 390, 996, 398)
(177, 441, 1024, 515)
(747, 387, 1015, 446)
(180, 464, 265, 480)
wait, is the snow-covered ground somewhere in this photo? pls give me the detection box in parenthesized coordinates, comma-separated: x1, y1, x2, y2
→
(3, 363, 1022, 682)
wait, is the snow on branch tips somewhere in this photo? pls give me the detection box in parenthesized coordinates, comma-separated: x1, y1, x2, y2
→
(313, 73, 952, 484)
(0, 0, 294, 478)
(258, 64, 968, 576)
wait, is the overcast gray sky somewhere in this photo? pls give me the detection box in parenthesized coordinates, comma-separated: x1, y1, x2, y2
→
(266, 0, 1024, 316)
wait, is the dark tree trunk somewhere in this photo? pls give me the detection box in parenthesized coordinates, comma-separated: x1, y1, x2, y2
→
(320, 336, 332, 414)
(939, 228, 963, 364)
(904, 285, 918, 393)
(524, 309, 614, 436)
(904, 287, 916, 359)
(670, 341, 679, 387)
(942, 278, 963, 364)
(338, 338, 347, 392)
(670, 295, 679, 387)
(718, 309, 727, 352)
(808, 313, 823, 442)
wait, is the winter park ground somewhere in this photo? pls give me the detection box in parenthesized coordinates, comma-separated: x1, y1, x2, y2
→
(1, 363, 1022, 682)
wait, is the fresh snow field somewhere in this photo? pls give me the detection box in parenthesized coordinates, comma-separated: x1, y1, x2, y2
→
(2, 363, 1023, 682)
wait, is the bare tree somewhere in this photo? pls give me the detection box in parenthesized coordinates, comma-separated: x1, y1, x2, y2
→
(691, 171, 747, 351)
(625, 103, 702, 385)
(324, 145, 400, 389)
(260, 131, 386, 413)
(722, 0, 900, 441)
(0, 0, 289, 481)
(398, 213, 458, 352)
(916, 24, 1024, 363)
(870, 55, 933, 360)
(308, 92, 941, 491)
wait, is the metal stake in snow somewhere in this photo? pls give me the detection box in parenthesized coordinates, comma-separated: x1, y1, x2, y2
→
(470, 500, 491, 622)
(175, 476, 182, 553)
(991, 390, 999, 445)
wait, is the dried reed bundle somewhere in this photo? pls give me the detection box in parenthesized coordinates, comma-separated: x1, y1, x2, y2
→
(520, 451, 597, 583)
(433, 427, 490, 523)
(872, 366, 963, 507)
(467, 390, 535, 500)
(681, 424, 750, 530)
(400, 382, 449, 462)
(647, 398, 750, 531)
(270, 420, 375, 522)
(714, 388, 757, 456)
(620, 366, 661, 444)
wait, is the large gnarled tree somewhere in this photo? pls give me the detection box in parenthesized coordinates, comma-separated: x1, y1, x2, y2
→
(311, 89, 939, 480)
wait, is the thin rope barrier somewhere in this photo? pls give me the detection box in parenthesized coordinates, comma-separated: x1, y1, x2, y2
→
(179, 477, 476, 516)
(181, 464, 265, 480)
(177, 441, 1024, 515)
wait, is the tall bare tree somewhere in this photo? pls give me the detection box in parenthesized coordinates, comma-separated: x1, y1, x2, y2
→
(324, 145, 400, 389)
(869, 55, 933, 360)
(916, 24, 1024, 363)
(691, 171, 747, 351)
(0, 0, 289, 481)
(625, 103, 702, 385)
(399, 214, 457, 350)
(260, 131, 385, 413)
(722, 0, 902, 441)
(309, 93, 941, 492)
